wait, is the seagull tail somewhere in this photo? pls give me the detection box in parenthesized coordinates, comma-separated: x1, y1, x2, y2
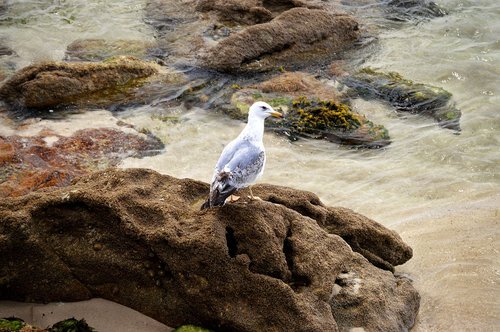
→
(200, 182, 237, 210)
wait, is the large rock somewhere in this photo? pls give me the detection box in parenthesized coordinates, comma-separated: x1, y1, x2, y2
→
(0, 56, 159, 110)
(0, 168, 419, 331)
(0, 128, 164, 198)
(201, 7, 360, 72)
(342, 68, 462, 131)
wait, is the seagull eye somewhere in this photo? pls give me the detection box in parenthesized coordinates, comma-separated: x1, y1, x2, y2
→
(260, 106, 268, 110)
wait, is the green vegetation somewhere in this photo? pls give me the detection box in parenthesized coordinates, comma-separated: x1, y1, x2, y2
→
(290, 96, 361, 131)
(0, 318, 25, 331)
(173, 325, 214, 332)
(48, 318, 95, 332)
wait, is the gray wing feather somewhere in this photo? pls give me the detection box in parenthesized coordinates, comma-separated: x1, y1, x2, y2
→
(204, 139, 265, 208)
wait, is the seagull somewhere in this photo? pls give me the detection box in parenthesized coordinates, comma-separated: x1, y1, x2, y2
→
(201, 101, 283, 209)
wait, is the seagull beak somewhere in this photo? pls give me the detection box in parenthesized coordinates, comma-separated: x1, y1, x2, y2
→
(270, 110, 283, 118)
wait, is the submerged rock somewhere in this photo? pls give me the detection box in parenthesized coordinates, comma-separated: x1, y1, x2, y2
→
(343, 67, 461, 131)
(0, 56, 159, 111)
(0, 45, 14, 57)
(65, 39, 167, 62)
(0, 128, 164, 198)
(0, 168, 419, 331)
(201, 7, 360, 72)
(384, 0, 447, 21)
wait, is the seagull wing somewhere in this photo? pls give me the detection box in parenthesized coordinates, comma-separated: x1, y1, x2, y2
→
(204, 140, 265, 208)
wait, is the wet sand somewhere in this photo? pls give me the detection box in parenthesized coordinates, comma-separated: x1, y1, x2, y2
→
(0, 298, 171, 331)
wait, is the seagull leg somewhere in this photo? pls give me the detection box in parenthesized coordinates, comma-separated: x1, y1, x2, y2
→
(229, 194, 240, 203)
(248, 186, 262, 201)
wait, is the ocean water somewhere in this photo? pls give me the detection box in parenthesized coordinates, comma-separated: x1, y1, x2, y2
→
(0, 0, 499, 330)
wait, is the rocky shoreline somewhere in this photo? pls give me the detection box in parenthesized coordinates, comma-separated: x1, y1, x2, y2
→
(0, 1, 460, 330)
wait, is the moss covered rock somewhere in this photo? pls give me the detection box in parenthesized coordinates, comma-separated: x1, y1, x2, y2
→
(231, 90, 390, 148)
(0, 318, 26, 332)
(0, 317, 95, 332)
(173, 325, 213, 332)
(0, 56, 160, 111)
(343, 67, 461, 131)
(48, 318, 94, 332)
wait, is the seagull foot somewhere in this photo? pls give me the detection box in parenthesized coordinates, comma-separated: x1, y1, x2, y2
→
(248, 196, 263, 201)
(229, 195, 240, 203)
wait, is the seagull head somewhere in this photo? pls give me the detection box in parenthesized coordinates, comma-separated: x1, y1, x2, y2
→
(249, 101, 283, 120)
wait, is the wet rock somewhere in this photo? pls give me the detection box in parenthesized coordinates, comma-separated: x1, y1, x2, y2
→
(0, 0, 6, 14)
(384, 0, 447, 21)
(195, 0, 275, 25)
(343, 67, 461, 131)
(0, 56, 159, 111)
(144, 0, 198, 36)
(141, 0, 358, 72)
(0, 168, 419, 331)
(0, 40, 17, 83)
(338, 0, 446, 23)
(201, 8, 360, 72)
(65, 39, 167, 62)
(0, 45, 14, 57)
(143, 0, 206, 68)
(281, 96, 390, 147)
(0, 128, 164, 198)
(195, 0, 325, 25)
(230, 82, 390, 148)
(258, 71, 339, 99)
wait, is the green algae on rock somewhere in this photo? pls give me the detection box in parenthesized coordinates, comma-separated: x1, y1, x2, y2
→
(0, 318, 26, 331)
(231, 90, 390, 148)
(173, 325, 213, 332)
(282, 96, 390, 147)
(343, 67, 461, 131)
(48, 318, 94, 332)
(0, 56, 159, 111)
(0, 317, 95, 332)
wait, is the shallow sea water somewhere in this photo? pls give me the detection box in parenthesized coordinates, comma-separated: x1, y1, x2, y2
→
(0, 0, 499, 330)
